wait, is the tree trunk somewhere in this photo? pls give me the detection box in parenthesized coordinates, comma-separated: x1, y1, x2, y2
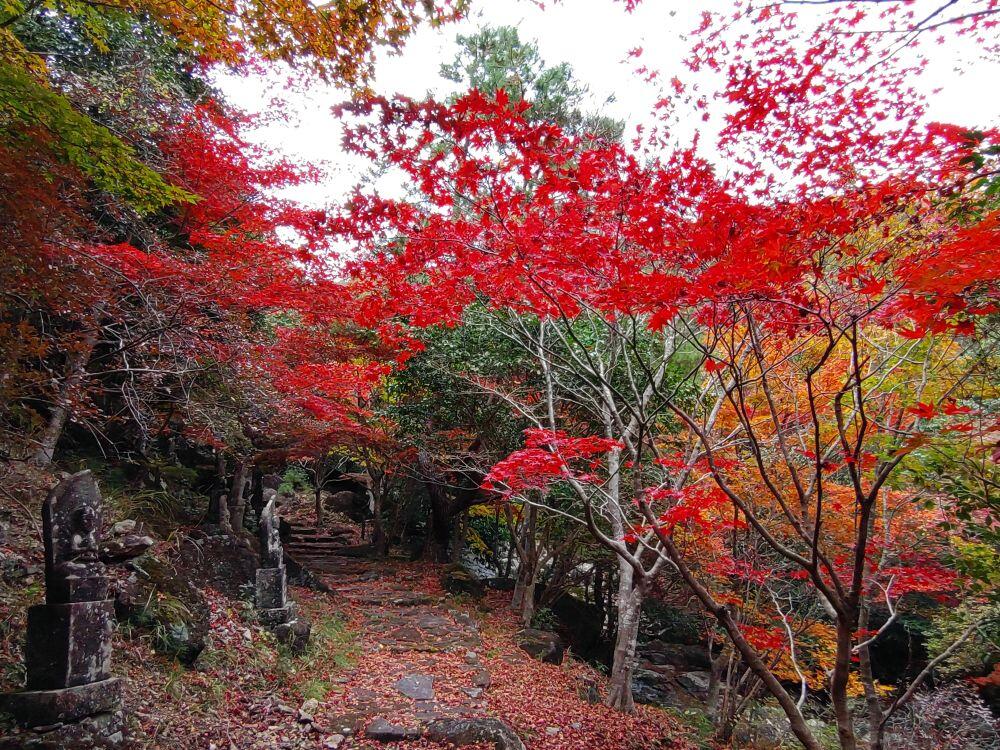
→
(605, 563, 644, 712)
(250, 468, 265, 521)
(858, 605, 885, 748)
(208, 451, 227, 525)
(417, 451, 453, 562)
(449, 510, 466, 564)
(370, 473, 387, 557)
(32, 328, 98, 466)
(218, 494, 233, 535)
(831, 619, 859, 750)
(315, 484, 324, 525)
(706, 649, 728, 721)
(228, 459, 250, 533)
(518, 505, 539, 626)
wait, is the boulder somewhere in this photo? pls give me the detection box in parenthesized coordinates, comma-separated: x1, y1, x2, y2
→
(364, 718, 420, 742)
(327, 490, 362, 514)
(100, 533, 154, 564)
(425, 718, 526, 750)
(113, 564, 210, 665)
(632, 669, 682, 707)
(516, 628, 565, 665)
(441, 565, 486, 599)
(484, 577, 516, 591)
(640, 640, 711, 670)
(677, 670, 712, 697)
(273, 617, 311, 655)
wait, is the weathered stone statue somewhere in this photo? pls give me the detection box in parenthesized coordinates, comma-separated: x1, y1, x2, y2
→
(1, 471, 123, 746)
(255, 498, 309, 652)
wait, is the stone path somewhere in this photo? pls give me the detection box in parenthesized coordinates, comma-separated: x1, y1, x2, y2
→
(310, 556, 496, 745)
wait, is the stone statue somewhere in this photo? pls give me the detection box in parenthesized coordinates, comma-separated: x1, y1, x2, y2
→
(1, 471, 123, 743)
(258, 497, 282, 569)
(43, 472, 108, 604)
(255, 498, 309, 653)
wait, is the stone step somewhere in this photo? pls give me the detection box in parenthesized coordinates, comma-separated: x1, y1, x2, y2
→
(285, 524, 355, 536)
(285, 536, 353, 546)
(286, 543, 376, 559)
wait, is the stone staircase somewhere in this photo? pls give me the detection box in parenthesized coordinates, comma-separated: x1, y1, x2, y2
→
(282, 521, 373, 573)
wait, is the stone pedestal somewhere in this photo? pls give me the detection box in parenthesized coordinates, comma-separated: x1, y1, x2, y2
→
(2, 678, 122, 726)
(26, 600, 114, 689)
(255, 565, 288, 610)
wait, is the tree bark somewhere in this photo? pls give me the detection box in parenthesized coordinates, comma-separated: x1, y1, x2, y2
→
(831, 619, 858, 750)
(605, 562, 644, 713)
(857, 605, 885, 746)
(208, 451, 227, 525)
(228, 459, 250, 533)
(32, 328, 98, 466)
(370, 472, 387, 556)
(418, 450, 453, 562)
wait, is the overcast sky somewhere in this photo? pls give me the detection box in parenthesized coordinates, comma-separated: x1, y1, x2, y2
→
(216, 0, 1000, 206)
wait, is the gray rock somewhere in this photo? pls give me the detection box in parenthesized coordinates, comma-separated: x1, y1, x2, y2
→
(111, 520, 136, 535)
(273, 617, 311, 655)
(364, 718, 420, 741)
(470, 667, 492, 689)
(441, 565, 485, 598)
(425, 718, 526, 750)
(516, 628, 565, 665)
(678, 670, 712, 696)
(395, 674, 435, 700)
(632, 668, 680, 707)
(43, 471, 107, 603)
(641, 640, 711, 670)
(26, 600, 113, 688)
(100, 533, 154, 564)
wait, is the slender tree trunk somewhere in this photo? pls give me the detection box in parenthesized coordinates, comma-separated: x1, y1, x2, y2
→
(370, 473, 387, 557)
(512, 559, 527, 611)
(706, 649, 728, 721)
(208, 451, 227, 525)
(315, 484, 324, 525)
(417, 450, 453, 562)
(857, 605, 885, 747)
(831, 619, 859, 750)
(218, 494, 232, 535)
(32, 328, 98, 466)
(449, 510, 466, 564)
(228, 459, 250, 533)
(605, 563, 644, 712)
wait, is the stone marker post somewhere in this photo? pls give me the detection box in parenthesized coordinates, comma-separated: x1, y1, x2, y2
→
(1, 471, 123, 745)
(255, 498, 309, 652)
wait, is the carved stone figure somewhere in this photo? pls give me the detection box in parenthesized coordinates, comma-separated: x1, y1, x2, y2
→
(44, 473, 108, 604)
(1, 471, 123, 742)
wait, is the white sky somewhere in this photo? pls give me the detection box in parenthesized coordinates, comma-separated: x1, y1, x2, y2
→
(216, 0, 1000, 206)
